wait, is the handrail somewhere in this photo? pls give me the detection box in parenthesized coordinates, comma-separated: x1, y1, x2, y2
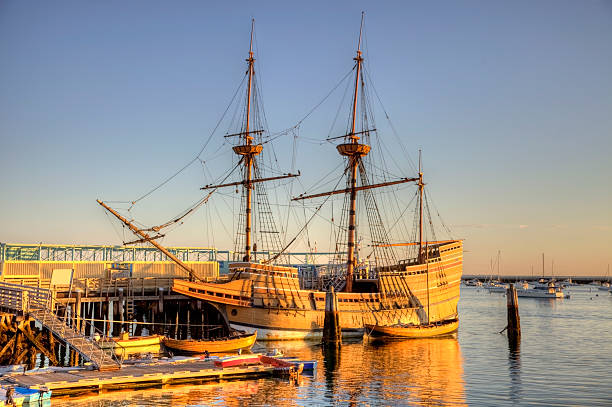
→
(40, 288, 124, 369)
(0, 281, 123, 369)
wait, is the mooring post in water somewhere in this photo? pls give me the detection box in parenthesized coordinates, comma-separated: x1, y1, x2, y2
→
(506, 283, 521, 338)
(158, 287, 164, 313)
(323, 286, 341, 344)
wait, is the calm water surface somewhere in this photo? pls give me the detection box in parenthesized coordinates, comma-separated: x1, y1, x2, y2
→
(53, 286, 612, 406)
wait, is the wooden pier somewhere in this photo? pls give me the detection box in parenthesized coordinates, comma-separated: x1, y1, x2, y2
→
(0, 276, 231, 372)
(0, 359, 280, 396)
(0, 278, 302, 399)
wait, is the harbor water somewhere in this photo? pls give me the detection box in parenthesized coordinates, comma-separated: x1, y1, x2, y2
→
(52, 285, 612, 406)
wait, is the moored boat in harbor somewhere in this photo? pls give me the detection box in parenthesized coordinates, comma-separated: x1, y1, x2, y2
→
(365, 318, 459, 339)
(516, 280, 568, 299)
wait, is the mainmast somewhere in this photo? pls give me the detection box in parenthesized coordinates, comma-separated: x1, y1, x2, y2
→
(233, 19, 261, 262)
(338, 12, 369, 293)
(293, 13, 417, 291)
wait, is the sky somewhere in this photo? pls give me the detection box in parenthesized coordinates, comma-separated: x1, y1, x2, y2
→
(1, 1, 610, 276)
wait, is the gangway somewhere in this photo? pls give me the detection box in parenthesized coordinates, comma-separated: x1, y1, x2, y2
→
(0, 281, 121, 371)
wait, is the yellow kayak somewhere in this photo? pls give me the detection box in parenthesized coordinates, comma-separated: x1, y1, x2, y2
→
(99, 334, 163, 357)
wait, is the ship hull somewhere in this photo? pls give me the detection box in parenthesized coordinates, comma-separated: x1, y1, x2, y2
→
(173, 241, 463, 341)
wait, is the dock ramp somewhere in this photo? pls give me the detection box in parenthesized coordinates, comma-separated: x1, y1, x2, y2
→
(0, 281, 120, 371)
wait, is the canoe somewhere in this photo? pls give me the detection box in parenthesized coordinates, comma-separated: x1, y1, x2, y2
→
(99, 335, 163, 356)
(365, 318, 459, 338)
(163, 331, 257, 354)
(213, 354, 302, 370)
(214, 354, 261, 368)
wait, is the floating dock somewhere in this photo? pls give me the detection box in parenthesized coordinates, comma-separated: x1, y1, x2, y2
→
(0, 359, 281, 396)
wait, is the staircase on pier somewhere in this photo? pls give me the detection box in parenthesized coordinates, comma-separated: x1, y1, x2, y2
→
(28, 310, 120, 371)
(0, 281, 120, 371)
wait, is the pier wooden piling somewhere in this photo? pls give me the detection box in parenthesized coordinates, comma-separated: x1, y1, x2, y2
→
(506, 284, 521, 339)
(322, 287, 341, 344)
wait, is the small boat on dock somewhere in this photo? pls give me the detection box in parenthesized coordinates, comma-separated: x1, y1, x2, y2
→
(365, 318, 459, 339)
(0, 386, 52, 406)
(99, 333, 163, 357)
(162, 331, 257, 354)
(214, 354, 261, 368)
(213, 354, 304, 379)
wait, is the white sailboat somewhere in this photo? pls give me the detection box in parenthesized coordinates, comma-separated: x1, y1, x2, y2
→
(516, 254, 568, 298)
(483, 251, 508, 293)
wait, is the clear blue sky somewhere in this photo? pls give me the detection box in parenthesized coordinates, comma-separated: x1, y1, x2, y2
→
(1, 1, 610, 275)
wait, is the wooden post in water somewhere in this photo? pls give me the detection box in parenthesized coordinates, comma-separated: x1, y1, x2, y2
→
(118, 288, 125, 334)
(322, 287, 341, 344)
(75, 290, 82, 334)
(506, 283, 521, 339)
(158, 288, 164, 313)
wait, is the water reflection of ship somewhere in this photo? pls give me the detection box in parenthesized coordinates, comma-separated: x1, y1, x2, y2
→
(364, 339, 466, 406)
(53, 379, 301, 407)
(255, 338, 466, 405)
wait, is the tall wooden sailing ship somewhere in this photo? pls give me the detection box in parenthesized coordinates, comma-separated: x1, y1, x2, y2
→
(100, 18, 463, 340)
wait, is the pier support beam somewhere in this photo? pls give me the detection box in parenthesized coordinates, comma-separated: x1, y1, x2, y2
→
(506, 284, 521, 340)
(118, 288, 125, 334)
(75, 290, 82, 334)
(322, 287, 341, 344)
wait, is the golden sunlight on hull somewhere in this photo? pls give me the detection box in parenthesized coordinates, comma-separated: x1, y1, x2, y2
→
(172, 242, 463, 340)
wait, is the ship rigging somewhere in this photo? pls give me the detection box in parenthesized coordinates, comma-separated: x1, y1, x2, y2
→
(99, 16, 464, 340)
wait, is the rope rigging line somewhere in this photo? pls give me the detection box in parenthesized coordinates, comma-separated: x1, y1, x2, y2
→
(427, 189, 455, 238)
(424, 189, 437, 242)
(265, 165, 348, 265)
(109, 63, 355, 219)
(262, 66, 357, 145)
(136, 158, 244, 234)
(363, 66, 418, 174)
(126, 73, 249, 208)
(386, 190, 419, 235)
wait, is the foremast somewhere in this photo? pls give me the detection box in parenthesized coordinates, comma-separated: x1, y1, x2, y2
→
(202, 19, 298, 263)
(338, 14, 370, 292)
